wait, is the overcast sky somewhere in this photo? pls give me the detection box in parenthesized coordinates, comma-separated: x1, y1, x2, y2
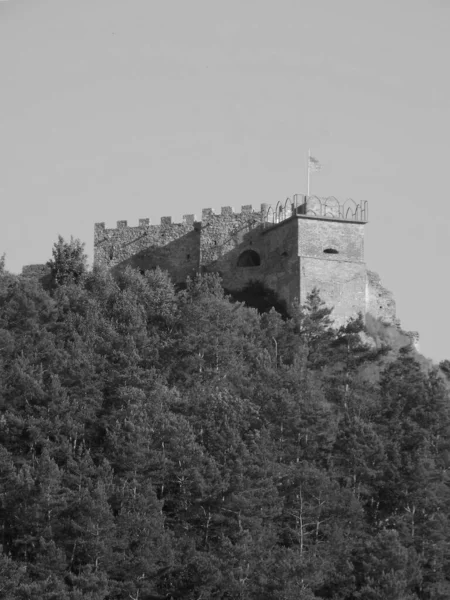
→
(1, 0, 449, 362)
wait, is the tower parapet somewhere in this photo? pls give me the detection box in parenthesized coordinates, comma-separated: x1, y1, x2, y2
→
(263, 195, 368, 224)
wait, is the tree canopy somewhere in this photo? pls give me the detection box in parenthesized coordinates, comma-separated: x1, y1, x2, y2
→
(1, 245, 449, 599)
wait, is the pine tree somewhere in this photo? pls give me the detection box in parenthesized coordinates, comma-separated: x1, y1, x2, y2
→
(47, 236, 88, 286)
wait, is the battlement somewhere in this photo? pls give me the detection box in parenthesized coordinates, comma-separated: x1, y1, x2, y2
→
(94, 203, 270, 236)
(94, 197, 369, 240)
(201, 204, 266, 219)
(94, 215, 198, 232)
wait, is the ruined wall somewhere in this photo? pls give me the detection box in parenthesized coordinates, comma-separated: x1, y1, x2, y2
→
(405, 331, 420, 352)
(365, 270, 397, 325)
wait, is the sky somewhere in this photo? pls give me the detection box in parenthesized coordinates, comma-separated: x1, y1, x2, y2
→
(1, 0, 449, 362)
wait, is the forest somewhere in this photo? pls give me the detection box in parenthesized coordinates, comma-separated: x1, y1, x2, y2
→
(1, 239, 450, 599)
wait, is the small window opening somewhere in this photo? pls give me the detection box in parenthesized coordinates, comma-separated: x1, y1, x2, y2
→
(237, 249, 261, 267)
(281, 251, 288, 258)
(323, 248, 339, 254)
(186, 253, 191, 260)
(109, 247, 114, 260)
(214, 240, 217, 245)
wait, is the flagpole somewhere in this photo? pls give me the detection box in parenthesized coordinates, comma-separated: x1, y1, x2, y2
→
(307, 148, 310, 196)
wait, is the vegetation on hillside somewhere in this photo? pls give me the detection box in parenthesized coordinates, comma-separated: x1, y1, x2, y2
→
(1, 238, 450, 599)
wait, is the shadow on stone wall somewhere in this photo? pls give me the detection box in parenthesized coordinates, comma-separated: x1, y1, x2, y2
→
(111, 229, 200, 285)
(110, 222, 290, 314)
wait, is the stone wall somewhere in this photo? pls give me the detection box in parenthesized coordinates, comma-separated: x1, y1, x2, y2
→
(199, 205, 265, 267)
(294, 217, 366, 325)
(365, 270, 397, 325)
(199, 205, 301, 306)
(94, 216, 201, 284)
(299, 257, 367, 326)
(200, 211, 368, 322)
(297, 218, 365, 262)
(205, 216, 301, 309)
(260, 219, 300, 309)
(94, 204, 271, 285)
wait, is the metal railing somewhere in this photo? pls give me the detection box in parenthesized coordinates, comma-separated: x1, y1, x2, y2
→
(264, 195, 368, 225)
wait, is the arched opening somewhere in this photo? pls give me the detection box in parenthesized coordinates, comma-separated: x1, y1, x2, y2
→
(237, 249, 261, 267)
(323, 248, 339, 254)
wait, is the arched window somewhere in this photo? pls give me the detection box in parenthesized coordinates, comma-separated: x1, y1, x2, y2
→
(323, 248, 339, 254)
(237, 249, 261, 267)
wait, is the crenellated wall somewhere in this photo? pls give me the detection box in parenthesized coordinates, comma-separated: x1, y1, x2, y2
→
(199, 204, 265, 266)
(94, 204, 271, 285)
(94, 214, 201, 284)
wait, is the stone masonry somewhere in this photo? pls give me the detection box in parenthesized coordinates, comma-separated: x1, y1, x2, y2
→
(93, 195, 404, 330)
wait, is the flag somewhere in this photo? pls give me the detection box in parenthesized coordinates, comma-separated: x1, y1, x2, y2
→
(308, 155, 322, 172)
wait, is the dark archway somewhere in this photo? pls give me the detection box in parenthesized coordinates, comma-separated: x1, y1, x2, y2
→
(237, 250, 261, 267)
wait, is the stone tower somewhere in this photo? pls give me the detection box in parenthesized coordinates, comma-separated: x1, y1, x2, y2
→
(292, 195, 368, 326)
